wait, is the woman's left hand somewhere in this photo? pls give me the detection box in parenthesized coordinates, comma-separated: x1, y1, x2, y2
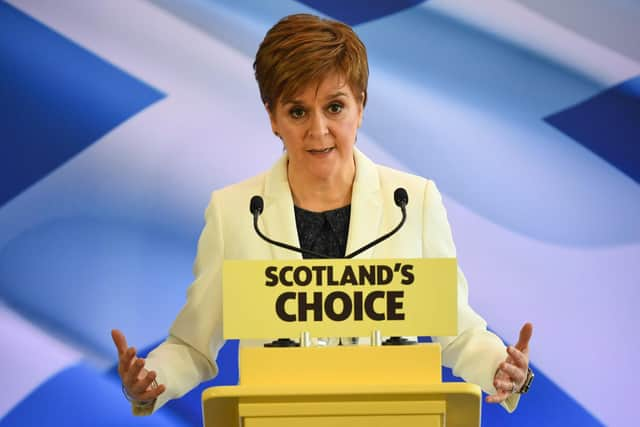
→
(486, 322, 533, 404)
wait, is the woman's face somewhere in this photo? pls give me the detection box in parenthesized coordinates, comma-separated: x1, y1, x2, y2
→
(268, 73, 364, 183)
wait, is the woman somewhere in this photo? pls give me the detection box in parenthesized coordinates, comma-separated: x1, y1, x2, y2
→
(112, 13, 533, 415)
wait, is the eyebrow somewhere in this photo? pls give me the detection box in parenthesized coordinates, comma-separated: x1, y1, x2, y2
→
(282, 91, 348, 106)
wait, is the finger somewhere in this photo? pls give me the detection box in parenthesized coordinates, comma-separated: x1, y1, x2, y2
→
(123, 346, 137, 369)
(494, 378, 516, 393)
(125, 357, 145, 387)
(485, 390, 509, 404)
(137, 384, 166, 402)
(131, 370, 156, 395)
(494, 368, 510, 384)
(118, 347, 136, 377)
(499, 362, 526, 385)
(111, 329, 128, 356)
(515, 322, 533, 352)
(507, 346, 528, 369)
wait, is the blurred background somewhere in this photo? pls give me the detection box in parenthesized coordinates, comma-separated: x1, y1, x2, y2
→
(1, 0, 638, 425)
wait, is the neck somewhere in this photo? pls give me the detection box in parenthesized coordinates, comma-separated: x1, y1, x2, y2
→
(287, 161, 355, 212)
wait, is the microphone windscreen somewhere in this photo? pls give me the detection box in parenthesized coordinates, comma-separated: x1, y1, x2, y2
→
(250, 195, 264, 215)
(394, 188, 409, 207)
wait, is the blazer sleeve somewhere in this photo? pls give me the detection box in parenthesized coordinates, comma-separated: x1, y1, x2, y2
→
(135, 192, 226, 415)
(423, 180, 520, 412)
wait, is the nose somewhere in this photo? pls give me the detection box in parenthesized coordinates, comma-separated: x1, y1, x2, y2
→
(307, 111, 329, 139)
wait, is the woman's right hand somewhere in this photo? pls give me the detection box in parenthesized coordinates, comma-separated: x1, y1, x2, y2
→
(111, 329, 166, 403)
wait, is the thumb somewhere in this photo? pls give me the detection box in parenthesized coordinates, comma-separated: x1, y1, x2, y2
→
(515, 322, 533, 351)
(111, 329, 128, 355)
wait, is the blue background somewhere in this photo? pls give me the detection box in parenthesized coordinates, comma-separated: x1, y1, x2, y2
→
(2, 0, 638, 425)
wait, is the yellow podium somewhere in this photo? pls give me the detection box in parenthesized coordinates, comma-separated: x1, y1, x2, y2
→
(202, 344, 481, 427)
(204, 258, 479, 426)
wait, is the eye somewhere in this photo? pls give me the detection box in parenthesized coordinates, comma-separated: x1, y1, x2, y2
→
(327, 102, 343, 114)
(289, 107, 306, 119)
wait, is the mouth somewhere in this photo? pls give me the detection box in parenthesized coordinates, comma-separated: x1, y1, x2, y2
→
(307, 147, 335, 154)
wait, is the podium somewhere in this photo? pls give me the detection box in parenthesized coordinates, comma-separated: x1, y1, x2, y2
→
(204, 258, 478, 425)
(202, 344, 481, 426)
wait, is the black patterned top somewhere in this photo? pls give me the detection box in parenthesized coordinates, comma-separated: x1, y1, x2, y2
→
(294, 205, 351, 259)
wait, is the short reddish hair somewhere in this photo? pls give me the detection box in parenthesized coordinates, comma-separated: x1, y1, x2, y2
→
(254, 14, 368, 111)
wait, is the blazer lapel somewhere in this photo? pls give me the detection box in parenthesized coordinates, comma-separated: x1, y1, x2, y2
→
(345, 148, 383, 259)
(261, 148, 383, 261)
(262, 152, 303, 261)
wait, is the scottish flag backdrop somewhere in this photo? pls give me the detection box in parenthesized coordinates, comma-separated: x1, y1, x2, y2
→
(1, 0, 638, 425)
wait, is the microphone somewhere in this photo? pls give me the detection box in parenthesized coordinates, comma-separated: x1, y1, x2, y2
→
(344, 187, 408, 258)
(394, 188, 408, 208)
(250, 196, 330, 258)
(249, 187, 408, 259)
(250, 195, 263, 215)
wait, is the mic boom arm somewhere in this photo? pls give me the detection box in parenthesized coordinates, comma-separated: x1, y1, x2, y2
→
(344, 204, 406, 259)
(250, 187, 408, 260)
(251, 196, 330, 258)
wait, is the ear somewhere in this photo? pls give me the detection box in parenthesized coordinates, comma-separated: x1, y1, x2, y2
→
(357, 92, 365, 128)
(265, 102, 279, 136)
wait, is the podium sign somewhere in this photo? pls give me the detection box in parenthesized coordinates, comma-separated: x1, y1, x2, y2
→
(222, 258, 457, 339)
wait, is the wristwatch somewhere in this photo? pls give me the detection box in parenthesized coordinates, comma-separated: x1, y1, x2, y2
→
(518, 368, 534, 394)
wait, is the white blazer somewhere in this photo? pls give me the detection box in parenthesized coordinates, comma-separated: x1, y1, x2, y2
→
(141, 148, 518, 414)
